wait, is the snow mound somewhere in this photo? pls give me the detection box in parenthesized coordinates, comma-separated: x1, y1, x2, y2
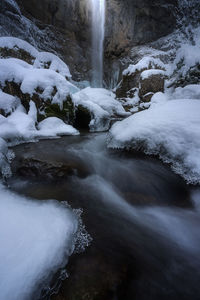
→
(123, 57, 166, 76)
(141, 69, 165, 80)
(38, 117, 79, 137)
(0, 182, 78, 300)
(72, 87, 130, 132)
(0, 58, 78, 108)
(0, 37, 71, 78)
(108, 99, 200, 184)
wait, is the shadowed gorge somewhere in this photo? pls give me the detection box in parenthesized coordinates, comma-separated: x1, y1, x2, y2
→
(0, 0, 200, 299)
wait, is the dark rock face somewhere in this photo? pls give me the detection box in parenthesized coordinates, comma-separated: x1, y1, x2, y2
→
(105, 0, 177, 58)
(0, 0, 91, 81)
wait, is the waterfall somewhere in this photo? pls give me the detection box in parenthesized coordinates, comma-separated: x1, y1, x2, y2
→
(90, 0, 105, 88)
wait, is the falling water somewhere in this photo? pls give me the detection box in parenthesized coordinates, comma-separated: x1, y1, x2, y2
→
(90, 0, 105, 87)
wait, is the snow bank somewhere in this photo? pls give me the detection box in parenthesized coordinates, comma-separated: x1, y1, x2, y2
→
(123, 57, 166, 76)
(38, 117, 79, 136)
(72, 87, 130, 132)
(0, 182, 78, 300)
(171, 85, 200, 100)
(141, 69, 165, 80)
(0, 37, 71, 78)
(0, 58, 78, 108)
(108, 99, 200, 184)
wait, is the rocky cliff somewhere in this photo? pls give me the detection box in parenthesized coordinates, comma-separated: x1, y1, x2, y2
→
(0, 0, 178, 83)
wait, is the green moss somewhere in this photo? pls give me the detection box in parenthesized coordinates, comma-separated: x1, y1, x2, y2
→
(44, 96, 75, 123)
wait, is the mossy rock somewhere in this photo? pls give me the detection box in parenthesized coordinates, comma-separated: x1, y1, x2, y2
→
(44, 96, 75, 124)
(1, 81, 32, 111)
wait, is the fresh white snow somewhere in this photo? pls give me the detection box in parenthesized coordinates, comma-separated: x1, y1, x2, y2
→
(0, 182, 78, 300)
(38, 117, 79, 137)
(109, 99, 200, 184)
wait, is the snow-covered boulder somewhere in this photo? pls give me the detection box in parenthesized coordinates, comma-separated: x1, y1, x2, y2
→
(139, 69, 166, 102)
(0, 58, 78, 121)
(116, 57, 166, 100)
(108, 99, 200, 184)
(72, 87, 130, 132)
(0, 37, 71, 79)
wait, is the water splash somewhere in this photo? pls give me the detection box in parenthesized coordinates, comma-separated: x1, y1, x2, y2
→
(90, 0, 105, 87)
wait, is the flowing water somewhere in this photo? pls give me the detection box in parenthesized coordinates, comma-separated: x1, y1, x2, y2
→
(90, 0, 105, 87)
(8, 133, 200, 299)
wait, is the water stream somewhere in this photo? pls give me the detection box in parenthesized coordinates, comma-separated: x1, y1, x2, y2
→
(90, 0, 105, 87)
(8, 133, 200, 299)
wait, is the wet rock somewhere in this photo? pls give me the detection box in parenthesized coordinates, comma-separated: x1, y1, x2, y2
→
(13, 157, 89, 180)
(51, 248, 126, 300)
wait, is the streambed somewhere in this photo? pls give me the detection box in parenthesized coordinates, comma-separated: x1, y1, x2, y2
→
(8, 132, 200, 300)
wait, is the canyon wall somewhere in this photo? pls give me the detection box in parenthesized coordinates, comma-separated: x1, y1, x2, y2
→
(0, 0, 177, 82)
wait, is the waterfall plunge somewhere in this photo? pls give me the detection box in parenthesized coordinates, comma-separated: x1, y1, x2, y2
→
(90, 0, 105, 87)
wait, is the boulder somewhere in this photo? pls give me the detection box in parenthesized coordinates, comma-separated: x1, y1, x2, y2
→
(139, 73, 165, 102)
(116, 71, 141, 99)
